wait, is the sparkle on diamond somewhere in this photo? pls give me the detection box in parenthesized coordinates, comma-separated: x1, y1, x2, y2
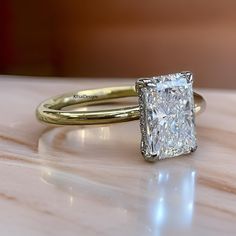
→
(138, 72, 197, 160)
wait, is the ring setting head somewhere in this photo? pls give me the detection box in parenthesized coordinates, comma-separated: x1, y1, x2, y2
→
(136, 71, 197, 162)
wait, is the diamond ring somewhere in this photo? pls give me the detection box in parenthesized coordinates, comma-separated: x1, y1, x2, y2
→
(36, 71, 206, 162)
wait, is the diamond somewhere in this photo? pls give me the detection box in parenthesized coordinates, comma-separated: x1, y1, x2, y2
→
(136, 72, 197, 161)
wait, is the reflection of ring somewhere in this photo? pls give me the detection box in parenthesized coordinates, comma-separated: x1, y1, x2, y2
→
(36, 71, 206, 161)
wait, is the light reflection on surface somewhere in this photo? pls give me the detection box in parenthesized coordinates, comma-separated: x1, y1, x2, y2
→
(147, 168, 195, 233)
(38, 124, 197, 234)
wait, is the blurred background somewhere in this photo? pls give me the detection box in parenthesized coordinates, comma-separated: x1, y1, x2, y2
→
(1, 0, 236, 88)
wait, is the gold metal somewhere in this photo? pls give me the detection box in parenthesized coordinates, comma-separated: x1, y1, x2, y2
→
(36, 86, 206, 125)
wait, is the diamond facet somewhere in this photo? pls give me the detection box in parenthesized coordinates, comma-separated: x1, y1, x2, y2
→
(136, 72, 197, 161)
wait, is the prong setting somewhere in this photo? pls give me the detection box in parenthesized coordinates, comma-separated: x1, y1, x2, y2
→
(136, 71, 197, 161)
(182, 71, 193, 83)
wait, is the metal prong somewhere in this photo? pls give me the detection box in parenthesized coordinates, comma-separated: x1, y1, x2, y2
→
(182, 71, 193, 83)
(135, 79, 145, 92)
(190, 145, 198, 153)
(141, 145, 159, 162)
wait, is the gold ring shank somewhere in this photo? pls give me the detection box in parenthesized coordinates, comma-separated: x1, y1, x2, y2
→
(36, 86, 206, 125)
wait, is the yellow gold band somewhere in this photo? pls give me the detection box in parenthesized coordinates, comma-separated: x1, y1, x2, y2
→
(36, 86, 206, 125)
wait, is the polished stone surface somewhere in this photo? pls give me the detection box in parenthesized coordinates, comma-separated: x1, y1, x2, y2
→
(0, 76, 236, 236)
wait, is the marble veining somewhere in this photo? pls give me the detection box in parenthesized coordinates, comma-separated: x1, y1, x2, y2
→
(0, 76, 236, 235)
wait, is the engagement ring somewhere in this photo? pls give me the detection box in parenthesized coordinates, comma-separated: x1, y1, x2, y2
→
(36, 71, 206, 162)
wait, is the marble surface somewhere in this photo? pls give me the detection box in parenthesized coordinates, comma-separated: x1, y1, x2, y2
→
(0, 76, 236, 236)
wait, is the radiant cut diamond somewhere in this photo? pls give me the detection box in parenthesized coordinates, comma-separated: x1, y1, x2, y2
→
(136, 72, 197, 161)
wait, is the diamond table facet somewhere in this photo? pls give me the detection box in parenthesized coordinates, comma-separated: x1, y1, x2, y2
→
(136, 72, 197, 161)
